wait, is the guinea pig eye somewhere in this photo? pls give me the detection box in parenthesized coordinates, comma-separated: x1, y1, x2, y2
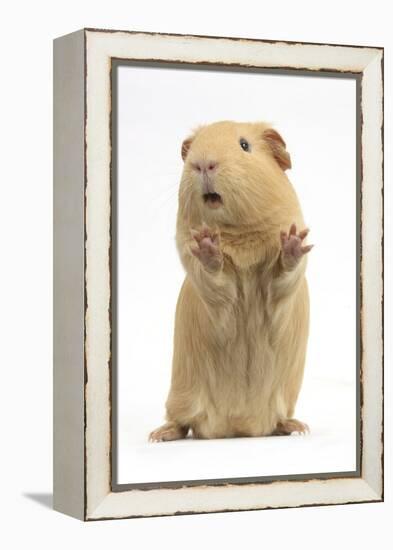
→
(240, 138, 250, 152)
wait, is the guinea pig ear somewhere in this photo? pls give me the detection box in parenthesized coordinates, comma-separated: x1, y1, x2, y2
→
(181, 136, 194, 161)
(262, 128, 292, 171)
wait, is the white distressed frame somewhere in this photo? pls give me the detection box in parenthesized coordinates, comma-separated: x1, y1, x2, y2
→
(53, 28, 383, 521)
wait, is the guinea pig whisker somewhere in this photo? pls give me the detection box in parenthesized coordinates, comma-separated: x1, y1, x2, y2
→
(178, 183, 195, 203)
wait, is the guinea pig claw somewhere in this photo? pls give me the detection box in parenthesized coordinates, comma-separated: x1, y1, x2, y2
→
(298, 228, 310, 240)
(211, 229, 220, 245)
(300, 423, 310, 435)
(190, 246, 201, 258)
(289, 223, 297, 236)
(191, 225, 209, 242)
(190, 229, 201, 243)
(200, 223, 212, 239)
(191, 225, 220, 245)
(301, 244, 314, 254)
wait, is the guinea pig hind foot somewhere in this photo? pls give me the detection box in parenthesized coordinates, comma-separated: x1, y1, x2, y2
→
(149, 422, 189, 443)
(272, 418, 309, 436)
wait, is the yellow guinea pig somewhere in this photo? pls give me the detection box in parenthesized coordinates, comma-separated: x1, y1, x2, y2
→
(150, 120, 313, 441)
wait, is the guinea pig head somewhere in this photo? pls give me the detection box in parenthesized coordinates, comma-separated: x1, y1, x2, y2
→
(178, 120, 301, 231)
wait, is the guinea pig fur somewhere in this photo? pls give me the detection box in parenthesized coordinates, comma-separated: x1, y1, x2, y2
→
(150, 120, 313, 442)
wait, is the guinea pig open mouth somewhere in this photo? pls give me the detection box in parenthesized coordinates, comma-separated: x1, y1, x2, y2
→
(203, 192, 223, 208)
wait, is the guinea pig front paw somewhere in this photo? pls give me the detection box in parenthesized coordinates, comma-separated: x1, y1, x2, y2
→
(280, 223, 313, 270)
(190, 224, 223, 273)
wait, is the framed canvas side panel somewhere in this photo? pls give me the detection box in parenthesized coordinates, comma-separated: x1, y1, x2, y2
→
(53, 29, 86, 520)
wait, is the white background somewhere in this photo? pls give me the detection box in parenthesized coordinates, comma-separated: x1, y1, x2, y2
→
(1, 1, 391, 549)
(117, 66, 357, 483)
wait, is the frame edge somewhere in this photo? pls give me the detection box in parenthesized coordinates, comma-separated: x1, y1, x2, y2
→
(53, 28, 86, 521)
(82, 29, 384, 520)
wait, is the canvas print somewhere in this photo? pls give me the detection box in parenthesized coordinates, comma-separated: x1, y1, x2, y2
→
(114, 64, 357, 485)
(53, 28, 383, 520)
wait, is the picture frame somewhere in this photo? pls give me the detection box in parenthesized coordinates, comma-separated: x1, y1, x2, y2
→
(53, 28, 384, 521)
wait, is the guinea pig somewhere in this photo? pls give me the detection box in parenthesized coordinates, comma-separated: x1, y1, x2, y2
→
(150, 120, 313, 441)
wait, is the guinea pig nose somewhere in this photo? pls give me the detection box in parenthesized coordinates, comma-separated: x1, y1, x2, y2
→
(207, 161, 218, 171)
(192, 160, 218, 173)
